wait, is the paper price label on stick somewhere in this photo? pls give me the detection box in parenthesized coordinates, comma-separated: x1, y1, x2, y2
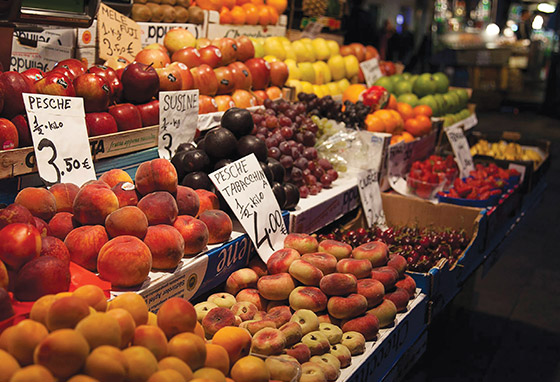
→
(97, 3, 141, 62)
(158, 90, 199, 159)
(387, 140, 413, 195)
(209, 154, 287, 263)
(360, 58, 384, 87)
(23, 94, 96, 187)
(445, 125, 475, 178)
(358, 170, 386, 227)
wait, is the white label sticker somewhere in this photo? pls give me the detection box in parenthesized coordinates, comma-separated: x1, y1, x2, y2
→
(23, 93, 96, 187)
(358, 170, 386, 227)
(445, 125, 475, 178)
(209, 154, 287, 262)
(360, 58, 384, 87)
(158, 89, 199, 159)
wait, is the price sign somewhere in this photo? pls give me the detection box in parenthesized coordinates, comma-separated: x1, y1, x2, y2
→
(209, 154, 287, 262)
(360, 58, 384, 87)
(357, 170, 385, 227)
(97, 3, 141, 62)
(158, 90, 199, 159)
(23, 94, 96, 187)
(386, 140, 413, 195)
(445, 125, 475, 178)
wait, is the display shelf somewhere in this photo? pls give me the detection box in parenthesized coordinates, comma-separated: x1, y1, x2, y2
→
(206, 11, 287, 39)
(381, 330, 428, 382)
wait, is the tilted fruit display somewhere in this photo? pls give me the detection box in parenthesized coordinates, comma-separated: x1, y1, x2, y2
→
(470, 139, 543, 165)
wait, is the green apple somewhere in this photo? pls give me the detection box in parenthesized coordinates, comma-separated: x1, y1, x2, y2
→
(285, 59, 301, 80)
(454, 88, 469, 107)
(459, 108, 471, 120)
(298, 62, 316, 83)
(264, 37, 286, 61)
(413, 73, 437, 97)
(326, 40, 340, 57)
(418, 95, 439, 116)
(409, 74, 418, 85)
(312, 38, 331, 61)
(443, 92, 460, 113)
(443, 114, 456, 127)
(433, 72, 449, 93)
(397, 93, 419, 107)
(250, 37, 264, 58)
(337, 78, 350, 92)
(343, 55, 360, 79)
(327, 55, 346, 81)
(394, 80, 413, 96)
(402, 72, 412, 80)
(433, 94, 447, 116)
(374, 77, 394, 93)
(390, 74, 403, 84)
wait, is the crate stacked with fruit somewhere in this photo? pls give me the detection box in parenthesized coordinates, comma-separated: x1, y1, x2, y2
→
(132, 0, 205, 25)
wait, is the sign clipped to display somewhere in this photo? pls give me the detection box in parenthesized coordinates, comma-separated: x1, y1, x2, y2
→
(158, 89, 199, 159)
(357, 169, 386, 227)
(445, 125, 475, 178)
(97, 3, 142, 62)
(360, 57, 384, 87)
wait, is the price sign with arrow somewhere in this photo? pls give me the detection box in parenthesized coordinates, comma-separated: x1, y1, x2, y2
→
(158, 89, 199, 159)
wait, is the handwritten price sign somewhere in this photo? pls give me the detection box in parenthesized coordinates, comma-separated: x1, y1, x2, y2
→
(97, 3, 141, 62)
(210, 154, 287, 262)
(360, 58, 384, 87)
(445, 125, 475, 178)
(357, 170, 386, 227)
(158, 90, 199, 159)
(23, 94, 96, 187)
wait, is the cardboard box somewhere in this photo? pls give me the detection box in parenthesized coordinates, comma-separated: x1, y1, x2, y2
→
(77, 20, 97, 48)
(75, 46, 98, 67)
(13, 28, 77, 47)
(207, 10, 287, 39)
(10, 38, 73, 73)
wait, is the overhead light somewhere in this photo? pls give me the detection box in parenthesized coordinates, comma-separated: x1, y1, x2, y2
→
(532, 14, 544, 29)
(537, 3, 555, 13)
(486, 23, 500, 36)
(504, 27, 514, 37)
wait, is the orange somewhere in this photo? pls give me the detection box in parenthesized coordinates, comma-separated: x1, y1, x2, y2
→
(413, 104, 432, 118)
(342, 84, 366, 103)
(386, 94, 397, 110)
(231, 6, 246, 24)
(220, 7, 233, 24)
(251, 0, 265, 5)
(267, 5, 279, 25)
(391, 134, 405, 145)
(257, 5, 270, 25)
(222, 0, 236, 9)
(266, 0, 287, 14)
(404, 117, 424, 137)
(236, 0, 251, 5)
(365, 114, 386, 132)
(242, 3, 259, 24)
(416, 114, 432, 134)
(388, 109, 404, 133)
(374, 109, 402, 134)
(401, 131, 415, 142)
(197, 0, 224, 10)
(396, 102, 414, 120)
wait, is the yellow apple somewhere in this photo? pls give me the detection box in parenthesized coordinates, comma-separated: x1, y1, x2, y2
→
(300, 38, 316, 62)
(316, 61, 331, 83)
(312, 38, 331, 61)
(313, 84, 325, 97)
(286, 79, 302, 95)
(312, 62, 325, 85)
(344, 55, 360, 79)
(250, 37, 265, 58)
(337, 78, 351, 92)
(264, 55, 279, 63)
(298, 62, 316, 83)
(326, 40, 340, 57)
(301, 81, 314, 94)
(326, 81, 340, 95)
(282, 41, 296, 61)
(285, 59, 301, 80)
(320, 84, 330, 96)
(292, 40, 309, 63)
(327, 54, 346, 81)
(264, 37, 286, 60)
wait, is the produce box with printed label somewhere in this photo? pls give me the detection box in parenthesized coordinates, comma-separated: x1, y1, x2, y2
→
(206, 10, 287, 39)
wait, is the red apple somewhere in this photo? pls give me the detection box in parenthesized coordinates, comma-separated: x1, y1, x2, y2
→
(171, 47, 203, 68)
(169, 62, 194, 90)
(253, 90, 268, 105)
(232, 89, 257, 108)
(212, 38, 238, 66)
(87, 65, 123, 103)
(0, 71, 33, 119)
(0, 223, 41, 270)
(156, 65, 183, 91)
(35, 72, 76, 97)
(214, 95, 235, 111)
(357, 67, 365, 84)
(349, 43, 366, 62)
(191, 64, 218, 96)
(145, 43, 168, 53)
(214, 66, 235, 95)
(54, 58, 87, 79)
(73, 73, 111, 112)
(0, 84, 3, 115)
(244, 58, 270, 90)
(228, 62, 252, 90)
(104, 56, 130, 71)
(196, 38, 212, 49)
(135, 48, 171, 68)
(199, 95, 218, 114)
(11, 115, 32, 147)
(199, 45, 223, 68)
(265, 86, 283, 100)
(136, 100, 159, 127)
(21, 68, 44, 91)
(269, 61, 289, 87)
(340, 45, 353, 57)
(49, 66, 74, 81)
(85, 112, 118, 137)
(108, 103, 143, 132)
(121, 62, 160, 104)
(236, 36, 255, 61)
(0, 118, 18, 150)
(116, 68, 125, 80)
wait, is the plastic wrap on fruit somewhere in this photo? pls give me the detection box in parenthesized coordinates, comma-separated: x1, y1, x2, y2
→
(315, 128, 380, 172)
(359, 86, 389, 111)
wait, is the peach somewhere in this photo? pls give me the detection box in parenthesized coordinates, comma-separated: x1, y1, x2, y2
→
(302, 331, 330, 356)
(194, 321, 205, 339)
(370, 266, 399, 290)
(290, 309, 319, 335)
(106, 308, 137, 348)
(46, 296, 90, 331)
(352, 241, 389, 267)
(230, 356, 270, 382)
(317, 240, 352, 261)
(97, 236, 152, 288)
(68, 374, 103, 382)
(148, 312, 158, 326)
(384, 288, 410, 312)
(33, 217, 50, 237)
(0, 223, 41, 270)
(40, 236, 70, 266)
(251, 327, 286, 356)
(387, 254, 407, 278)
(112, 181, 139, 207)
(317, 314, 335, 324)
(109, 292, 149, 326)
(159, 356, 194, 381)
(319, 273, 357, 296)
(133, 325, 168, 360)
(193, 367, 226, 382)
(208, 292, 237, 308)
(195, 189, 220, 216)
(202, 307, 237, 338)
(135, 158, 178, 196)
(0, 319, 48, 365)
(284, 342, 311, 364)
(253, 311, 267, 321)
(122, 346, 159, 382)
(289, 286, 327, 312)
(356, 278, 385, 308)
(9, 365, 55, 382)
(144, 225, 185, 270)
(265, 356, 301, 382)
(239, 319, 276, 335)
(15, 187, 57, 221)
(257, 273, 295, 301)
(336, 258, 372, 279)
(195, 301, 218, 321)
(225, 268, 259, 295)
(266, 248, 300, 274)
(197, 210, 232, 244)
(34, 329, 90, 379)
(47, 212, 76, 240)
(105, 206, 148, 239)
(157, 297, 197, 339)
(138, 191, 179, 225)
(173, 215, 209, 256)
(310, 355, 340, 381)
(329, 344, 352, 368)
(73, 183, 119, 225)
(265, 305, 292, 328)
(236, 288, 267, 311)
(231, 301, 258, 321)
(0, 259, 8, 290)
(301, 252, 337, 275)
(0, 203, 34, 228)
(284, 233, 318, 254)
(340, 331, 365, 355)
(212, 326, 252, 367)
(99, 169, 133, 188)
(289, 260, 323, 286)
(30, 294, 57, 325)
(318, 323, 342, 345)
(0, 293, 13, 322)
(279, 321, 302, 347)
(395, 274, 416, 299)
(14, 256, 70, 301)
(341, 314, 379, 341)
(248, 256, 267, 277)
(167, 332, 207, 371)
(366, 299, 397, 328)
(148, 369, 187, 382)
(204, 343, 230, 375)
(84, 345, 128, 382)
(76, 312, 122, 349)
(0, 348, 20, 381)
(73, 285, 108, 312)
(327, 294, 368, 320)
(176, 186, 200, 216)
(266, 300, 288, 311)
(49, 183, 80, 213)
(300, 362, 327, 382)
(64, 225, 108, 271)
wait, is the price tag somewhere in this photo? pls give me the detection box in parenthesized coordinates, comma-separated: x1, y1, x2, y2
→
(445, 125, 475, 178)
(23, 94, 96, 187)
(360, 58, 384, 87)
(357, 170, 386, 227)
(97, 3, 142, 62)
(301, 18, 325, 38)
(158, 90, 199, 159)
(387, 141, 413, 180)
(209, 154, 287, 262)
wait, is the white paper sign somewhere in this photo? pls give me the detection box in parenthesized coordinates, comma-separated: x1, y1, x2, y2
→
(387, 140, 413, 195)
(357, 170, 386, 227)
(361, 131, 391, 172)
(23, 94, 96, 187)
(360, 58, 384, 87)
(209, 154, 287, 262)
(158, 90, 199, 159)
(445, 125, 475, 178)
